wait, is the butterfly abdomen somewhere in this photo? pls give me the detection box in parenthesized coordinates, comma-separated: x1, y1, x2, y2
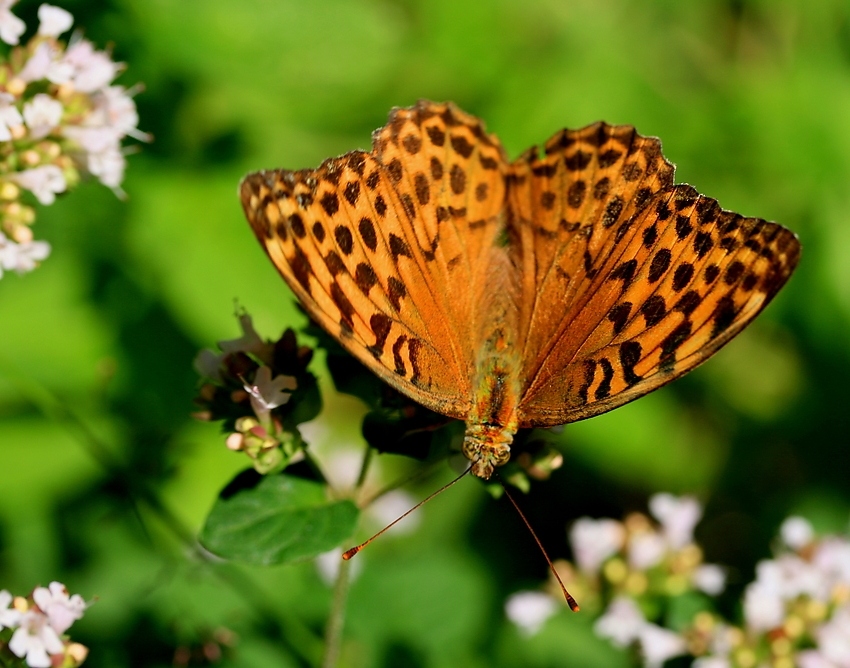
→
(463, 323, 522, 479)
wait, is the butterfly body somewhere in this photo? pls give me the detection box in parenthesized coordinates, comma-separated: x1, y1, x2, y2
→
(240, 100, 800, 480)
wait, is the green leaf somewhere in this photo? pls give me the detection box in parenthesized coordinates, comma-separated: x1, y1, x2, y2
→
(200, 470, 359, 565)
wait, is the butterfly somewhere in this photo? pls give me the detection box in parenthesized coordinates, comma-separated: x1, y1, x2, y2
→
(240, 100, 800, 481)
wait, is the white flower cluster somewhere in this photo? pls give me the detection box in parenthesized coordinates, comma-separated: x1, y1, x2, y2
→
(0, 0, 146, 278)
(505, 497, 850, 668)
(0, 581, 88, 668)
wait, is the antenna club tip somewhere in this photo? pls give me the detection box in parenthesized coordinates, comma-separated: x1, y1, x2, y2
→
(569, 602, 581, 613)
(341, 547, 359, 560)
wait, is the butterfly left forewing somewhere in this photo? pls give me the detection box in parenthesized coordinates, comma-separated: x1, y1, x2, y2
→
(515, 184, 801, 427)
(240, 101, 511, 421)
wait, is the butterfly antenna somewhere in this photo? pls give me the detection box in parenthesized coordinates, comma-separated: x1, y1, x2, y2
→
(497, 474, 580, 612)
(342, 466, 472, 560)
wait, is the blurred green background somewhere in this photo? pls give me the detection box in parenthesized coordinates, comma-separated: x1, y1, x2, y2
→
(1, 0, 848, 665)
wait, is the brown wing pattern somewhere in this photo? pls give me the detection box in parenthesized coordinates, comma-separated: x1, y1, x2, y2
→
(240, 100, 508, 419)
(241, 101, 800, 433)
(507, 123, 676, 398)
(515, 184, 801, 427)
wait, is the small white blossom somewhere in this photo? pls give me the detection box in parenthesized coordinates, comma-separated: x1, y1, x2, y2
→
(63, 39, 120, 92)
(0, 91, 24, 141)
(781, 516, 815, 550)
(18, 41, 74, 83)
(12, 164, 67, 204)
(693, 658, 732, 668)
(569, 517, 625, 572)
(757, 554, 830, 601)
(23, 93, 64, 139)
(505, 591, 558, 636)
(8, 609, 65, 668)
(0, 232, 51, 277)
(96, 85, 147, 140)
(32, 581, 86, 635)
(743, 580, 785, 631)
(594, 597, 646, 647)
(0, 0, 26, 45)
(649, 493, 702, 549)
(244, 366, 297, 420)
(693, 564, 727, 595)
(87, 144, 125, 188)
(638, 623, 688, 668)
(37, 3, 73, 37)
(0, 589, 22, 630)
(628, 530, 667, 570)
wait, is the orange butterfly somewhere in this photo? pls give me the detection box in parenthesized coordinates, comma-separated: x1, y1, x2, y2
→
(240, 100, 800, 481)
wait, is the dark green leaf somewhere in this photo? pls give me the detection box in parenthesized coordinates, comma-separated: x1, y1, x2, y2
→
(200, 470, 359, 565)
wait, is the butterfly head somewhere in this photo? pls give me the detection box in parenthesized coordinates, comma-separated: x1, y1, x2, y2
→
(462, 423, 514, 480)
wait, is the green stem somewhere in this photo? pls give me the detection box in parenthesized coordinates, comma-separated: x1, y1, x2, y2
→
(320, 442, 374, 667)
(354, 443, 373, 491)
(321, 556, 352, 668)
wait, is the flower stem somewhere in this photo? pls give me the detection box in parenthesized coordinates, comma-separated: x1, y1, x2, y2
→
(321, 442, 373, 667)
(321, 556, 352, 668)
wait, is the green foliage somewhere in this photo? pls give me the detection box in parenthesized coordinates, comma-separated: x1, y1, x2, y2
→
(2, 0, 850, 666)
(201, 471, 359, 565)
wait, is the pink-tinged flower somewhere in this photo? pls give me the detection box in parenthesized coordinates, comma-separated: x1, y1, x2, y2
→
(781, 516, 815, 550)
(0, 589, 22, 630)
(63, 39, 120, 92)
(194, 314, 275, 382)
(638, 623, 688, 668)
(594, 597, 646, 647)
(8, 609, 65, 668)
(813, 537, 850, 586)
(11, 164, 66, 204)
(628, 530, 667, 569)
(32, 581, 86, 635)
(0, 0, 25, 45)
(96, 86, 147, 140)
(37, 3, 73, 37)
(648, 493, 702, 549)
(796, 650, 837, 668)
(692, 564, 727, 595)
(244, 366, 297, 420)
(743, 580, 784, 631)
(17, 41, 73, 83)
(63, 124, 120, 154)
(86, 145, 125, 188)
(23, 93, 64, 138)
(219, 313, 272, 359)
(0, 233, 51, 277)
(815, 604, 850, 667)
(569, 518, 625, 572)
(505, 591, 558, 636)
(0, 92, 24, 141)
